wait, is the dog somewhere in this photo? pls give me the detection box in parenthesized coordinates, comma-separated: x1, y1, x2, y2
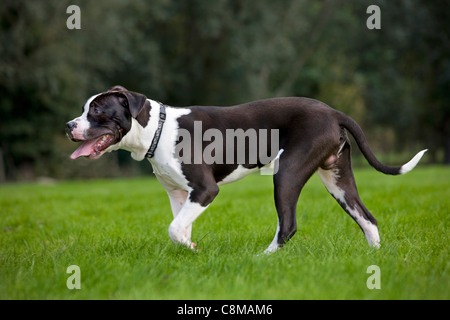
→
(66, 86, 427, 253)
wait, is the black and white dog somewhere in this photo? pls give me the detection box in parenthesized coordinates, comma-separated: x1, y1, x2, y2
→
(66, 86, 426, 253)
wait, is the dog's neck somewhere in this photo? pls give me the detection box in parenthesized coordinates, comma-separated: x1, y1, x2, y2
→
(109, 100, 192, 163)
(106, 99, 163, 161)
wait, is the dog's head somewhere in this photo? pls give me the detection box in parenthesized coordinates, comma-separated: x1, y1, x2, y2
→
(66, 86, 150, 159)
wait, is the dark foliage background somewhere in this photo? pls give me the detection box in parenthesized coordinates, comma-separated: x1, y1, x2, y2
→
(0, 0, 448, 181)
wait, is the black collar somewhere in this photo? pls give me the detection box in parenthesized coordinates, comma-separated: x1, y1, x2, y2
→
(145, 103, 166, 158)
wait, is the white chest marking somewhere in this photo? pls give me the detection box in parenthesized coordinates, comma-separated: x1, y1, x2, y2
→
(149, 106, 192, 191)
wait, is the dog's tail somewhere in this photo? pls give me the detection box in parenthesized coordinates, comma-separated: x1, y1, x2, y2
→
(337, 112, 427, 175)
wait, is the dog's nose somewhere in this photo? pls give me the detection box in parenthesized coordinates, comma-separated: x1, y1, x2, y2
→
(65, 121, 77, 139)
(66, 121, 77, 131)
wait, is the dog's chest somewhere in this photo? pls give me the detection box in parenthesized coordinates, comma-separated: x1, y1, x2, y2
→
(149, 107, 192, 191)
(151, 160, 190, 190)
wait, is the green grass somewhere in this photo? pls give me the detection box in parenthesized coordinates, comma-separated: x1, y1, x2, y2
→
(0, 166, 448, 299)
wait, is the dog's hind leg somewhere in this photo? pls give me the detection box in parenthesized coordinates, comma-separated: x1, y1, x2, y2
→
(264, 154, 315, 253)
(317, 141, 380, 248)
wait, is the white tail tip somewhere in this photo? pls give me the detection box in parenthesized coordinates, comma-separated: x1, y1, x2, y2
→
(399, 149, 428, 174)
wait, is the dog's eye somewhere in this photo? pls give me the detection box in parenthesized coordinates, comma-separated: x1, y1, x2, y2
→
(93, 108, 101, 115)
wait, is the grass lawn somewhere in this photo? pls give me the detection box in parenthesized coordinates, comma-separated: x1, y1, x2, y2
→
(0, 166, 448, 300)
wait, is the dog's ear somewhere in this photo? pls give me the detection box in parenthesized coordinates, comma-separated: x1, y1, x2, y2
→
(120, 91, 148, 119)
(109, 85, 127, 92)
(110, 87, 147, 119)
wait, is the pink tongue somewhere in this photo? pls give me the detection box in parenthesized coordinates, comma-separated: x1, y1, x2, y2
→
(70, 140, 97, 159)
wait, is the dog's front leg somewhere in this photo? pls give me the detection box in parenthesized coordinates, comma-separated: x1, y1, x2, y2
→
(168, 200, 209, 249)
(167, 189, 191, 239)
(168, 185, 219, 249)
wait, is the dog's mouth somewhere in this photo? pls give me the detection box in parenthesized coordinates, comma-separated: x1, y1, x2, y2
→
(70, 134, 115, 160)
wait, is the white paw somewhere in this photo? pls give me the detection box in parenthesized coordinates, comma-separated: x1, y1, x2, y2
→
(263, 243, 280, 254)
